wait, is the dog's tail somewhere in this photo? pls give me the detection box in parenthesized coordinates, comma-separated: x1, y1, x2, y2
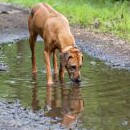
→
(31, 9, 35, 17)
(30, 3, 42, 17)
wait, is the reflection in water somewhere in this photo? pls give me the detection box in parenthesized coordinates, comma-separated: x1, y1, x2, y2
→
(45, 83, 84, 129)
(31, 73, 84, 129)
(61, 84, 84, 128)
(31, 73, 41, 112)
(1, 41, 130, 130)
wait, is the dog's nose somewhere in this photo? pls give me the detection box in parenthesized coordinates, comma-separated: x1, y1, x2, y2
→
(75, 76, 81, 83)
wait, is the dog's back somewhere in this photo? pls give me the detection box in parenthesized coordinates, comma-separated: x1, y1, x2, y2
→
(29, 3, 74, 49)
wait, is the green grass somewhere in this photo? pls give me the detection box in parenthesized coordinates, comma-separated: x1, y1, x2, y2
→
(1, 0, 130, 40)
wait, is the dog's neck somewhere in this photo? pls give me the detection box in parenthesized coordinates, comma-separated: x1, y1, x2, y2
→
(61, 45, 73, 53)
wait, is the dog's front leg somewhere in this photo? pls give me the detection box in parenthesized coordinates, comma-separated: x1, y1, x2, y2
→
(44, 50, 53, 85)
(59, 63, 65, 83)
(53, 50, 59, 82)
(53, 50, 58, 74)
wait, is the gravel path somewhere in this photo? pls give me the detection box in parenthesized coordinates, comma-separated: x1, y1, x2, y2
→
(0, 100, 67, 130)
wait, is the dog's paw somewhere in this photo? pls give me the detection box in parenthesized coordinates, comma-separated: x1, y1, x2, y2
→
(32, 69, 38, 73)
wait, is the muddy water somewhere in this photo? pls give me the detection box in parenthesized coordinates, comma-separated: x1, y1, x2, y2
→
(0, 40, 130, 130)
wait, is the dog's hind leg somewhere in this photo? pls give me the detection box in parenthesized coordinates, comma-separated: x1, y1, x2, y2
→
(28, 16, 38, 73)
(29, 33, 38, 73)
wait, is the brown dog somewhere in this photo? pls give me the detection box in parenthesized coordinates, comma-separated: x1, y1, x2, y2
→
(28, 3, 83, 84)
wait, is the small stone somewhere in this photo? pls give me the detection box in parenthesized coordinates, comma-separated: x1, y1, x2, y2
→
(90, 61, 96, 66)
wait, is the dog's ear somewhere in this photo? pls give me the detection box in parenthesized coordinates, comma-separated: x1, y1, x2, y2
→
(60, 52, 72, 66)
(80, 53, 83, 61)
(78, 52, 83, 61)
(64, 52, 73, 61)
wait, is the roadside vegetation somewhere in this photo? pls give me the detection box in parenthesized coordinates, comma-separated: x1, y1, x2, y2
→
(2, 0, 130, 40)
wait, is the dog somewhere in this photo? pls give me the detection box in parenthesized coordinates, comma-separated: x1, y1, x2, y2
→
(28, 3, 83, 85)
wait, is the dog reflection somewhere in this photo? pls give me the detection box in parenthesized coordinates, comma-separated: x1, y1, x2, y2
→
(45, 83, 84, 128)
(31, 73, 84, 128)
(61, 85, 84, 128)
(31, 73, 41, 112)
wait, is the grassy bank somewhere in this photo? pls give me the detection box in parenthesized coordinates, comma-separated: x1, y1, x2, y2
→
(2, 0, 130, 40)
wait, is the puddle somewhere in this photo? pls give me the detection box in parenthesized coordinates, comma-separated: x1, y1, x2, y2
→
(0, 40, 130, 130)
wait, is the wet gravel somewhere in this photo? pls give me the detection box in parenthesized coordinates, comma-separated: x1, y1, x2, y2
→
(0, 62, 8, 71)
(76, 38, 130, 70)
(0, 100, 63, 130)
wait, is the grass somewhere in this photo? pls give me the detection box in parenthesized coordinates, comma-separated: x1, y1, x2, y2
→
(1, 0, 130, 40)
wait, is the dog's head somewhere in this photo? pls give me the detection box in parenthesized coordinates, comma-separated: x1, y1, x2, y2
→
(60, 48, 83, 83)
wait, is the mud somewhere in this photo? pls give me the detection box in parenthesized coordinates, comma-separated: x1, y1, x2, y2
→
(0, 3, 28, 43)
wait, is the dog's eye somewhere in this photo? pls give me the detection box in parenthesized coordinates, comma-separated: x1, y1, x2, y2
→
(70, 65, 76, 71)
